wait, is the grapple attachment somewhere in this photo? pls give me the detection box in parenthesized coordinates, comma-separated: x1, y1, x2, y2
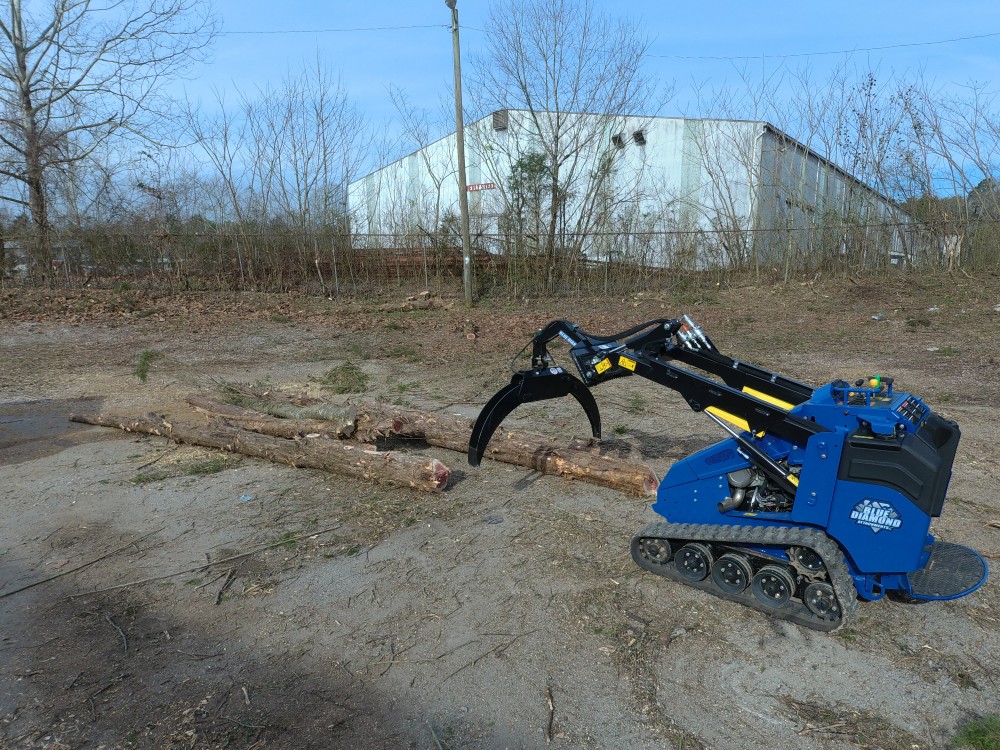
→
(468, 367, 601, 467)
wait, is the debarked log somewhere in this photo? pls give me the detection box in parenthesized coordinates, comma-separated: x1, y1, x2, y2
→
(70, 413, 450, 492)
(473, 429, 658, 496)
(212, 394, 358, 437)
(356, 404, 658, 496)
(186, 395, 351, 440)
(356, 403, 470, 442)
(197, 392, 658, 496)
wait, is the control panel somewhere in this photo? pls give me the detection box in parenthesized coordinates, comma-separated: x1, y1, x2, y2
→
(893, 395, 928, 427)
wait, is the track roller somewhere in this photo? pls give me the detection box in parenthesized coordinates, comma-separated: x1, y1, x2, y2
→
(804, 582, 840, 620)
(630, 522, 859, 631)
(711, 553, 753, 594)
(790, 546, 826, 576)
(676, 543, 713, 581)
(752, 564, 796, 608)
(636, 537, 673, 567)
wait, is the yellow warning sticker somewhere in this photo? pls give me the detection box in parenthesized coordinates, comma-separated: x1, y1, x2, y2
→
(618, 356, 636, 372)
(595, 358, 611, 374)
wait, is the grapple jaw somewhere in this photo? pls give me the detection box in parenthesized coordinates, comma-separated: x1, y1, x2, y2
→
(468, 367, 601, 467)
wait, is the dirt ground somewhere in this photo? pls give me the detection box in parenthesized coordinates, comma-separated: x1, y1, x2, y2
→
(2, 273, 999, 750)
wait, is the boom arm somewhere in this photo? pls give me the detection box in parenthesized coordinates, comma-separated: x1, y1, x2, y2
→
(468, 316, 827, 469)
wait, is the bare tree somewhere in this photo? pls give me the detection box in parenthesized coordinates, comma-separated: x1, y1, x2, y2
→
(184, 57, 372, 291)
(686, 59, 924, 274)
(191, 60, 368, 230)
(470, 0, 661, 289)
(908, 82, 1000, 267)
(0, 0, 216, 262)
(259, 60, 368, 230)
(389, 86, 456, 237)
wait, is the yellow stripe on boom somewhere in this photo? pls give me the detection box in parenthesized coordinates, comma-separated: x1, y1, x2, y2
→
(706, 407, 801, 487)
(742, 386, 794, 411)
(705, 407, 750, 432)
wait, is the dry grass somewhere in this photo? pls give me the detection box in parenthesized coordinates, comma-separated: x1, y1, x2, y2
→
(782, 696, 926, 749)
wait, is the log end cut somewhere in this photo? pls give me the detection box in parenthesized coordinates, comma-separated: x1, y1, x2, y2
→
(640, 471, 659, 497)
(430, 459, 451, 491)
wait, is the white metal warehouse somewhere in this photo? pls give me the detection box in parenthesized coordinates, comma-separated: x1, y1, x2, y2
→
(348, 110, 905, 268)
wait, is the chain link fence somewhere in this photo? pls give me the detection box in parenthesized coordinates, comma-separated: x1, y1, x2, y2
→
(2, 221, 997, 295)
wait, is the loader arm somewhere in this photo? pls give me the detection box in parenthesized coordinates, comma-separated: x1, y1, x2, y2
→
(468, 316, 827, 468)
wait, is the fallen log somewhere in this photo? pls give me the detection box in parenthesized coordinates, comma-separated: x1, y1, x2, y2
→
(355, 402, 464, 441)
(215, 393, 358, 437)
(207, 395, 658, 496)
(476, 429, 658, 496)
(70, 413, 450, 492)
(190, 395, 399, 443)
(355, 403, 658, 496)
(186, 396, 355, 440)
(376, 292, 453, 313)
(220, 383, 320, 407)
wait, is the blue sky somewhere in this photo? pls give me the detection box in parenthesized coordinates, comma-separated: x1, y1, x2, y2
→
(192, 1, 1000, 144)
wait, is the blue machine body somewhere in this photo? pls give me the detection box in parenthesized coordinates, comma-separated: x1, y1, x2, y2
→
(653, 380, 986, 601)
(468, 316, 988, 628)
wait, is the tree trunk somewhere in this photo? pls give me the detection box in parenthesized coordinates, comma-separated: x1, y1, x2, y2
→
(186, 395, 356, 438)
(473, 428, 659, 496)
(71, 412, 450, 492)
(216, 394, 358, 436)
(369, 404, 658, 496)
(545, 159, 561, 291)
(356, 403, 470, 443)
(26, 137, 47, 259)
(208, 397, 658, 496)
(10, 1, 48, 267)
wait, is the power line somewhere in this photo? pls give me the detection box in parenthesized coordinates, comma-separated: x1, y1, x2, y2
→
(220, 24, 446, 35)
(217, 22, 1000, 64)
(461, 23, 1000, 63)
(646, 30, 1000, 61)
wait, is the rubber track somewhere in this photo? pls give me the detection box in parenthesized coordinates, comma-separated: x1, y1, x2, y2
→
(631, 521, 860, 632)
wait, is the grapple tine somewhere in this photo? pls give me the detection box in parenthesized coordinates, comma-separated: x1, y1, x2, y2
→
(467, 379, 527, 467)
(468, 368, 602, 467)
(565, 376, 601, 438)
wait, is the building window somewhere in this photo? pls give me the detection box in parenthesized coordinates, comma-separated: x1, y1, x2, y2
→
(633, 130, 647, 145)
(611, 133, 626, 149)
(492, 110, 509, 131)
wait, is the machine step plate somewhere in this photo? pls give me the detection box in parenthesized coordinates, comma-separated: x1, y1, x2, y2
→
(908, 541, 988, 600)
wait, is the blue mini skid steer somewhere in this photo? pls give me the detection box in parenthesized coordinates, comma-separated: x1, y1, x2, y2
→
(467, 316, 987, 631)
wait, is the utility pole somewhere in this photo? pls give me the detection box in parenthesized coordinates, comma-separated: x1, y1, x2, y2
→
(446, 0, 474, 307)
